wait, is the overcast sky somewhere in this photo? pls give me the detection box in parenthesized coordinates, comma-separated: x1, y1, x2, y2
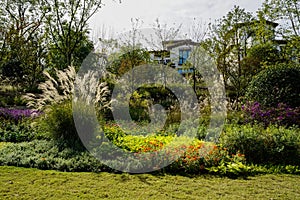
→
(89, 0, 264, 36)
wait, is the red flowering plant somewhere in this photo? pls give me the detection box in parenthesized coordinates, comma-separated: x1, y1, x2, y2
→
(166, 142, 246, 174)
(133, 139, 246, 174)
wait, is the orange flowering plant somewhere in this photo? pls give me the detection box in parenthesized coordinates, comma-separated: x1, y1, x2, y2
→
(101, 124, 246, 174)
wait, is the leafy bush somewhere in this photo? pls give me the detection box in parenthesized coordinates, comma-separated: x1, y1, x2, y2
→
(0, 120, 37, 142)
(220, 124, 300, 165)
(242, 42, 282, 70)
(42, 101, 83, 148)
(246, 63, 300, 108)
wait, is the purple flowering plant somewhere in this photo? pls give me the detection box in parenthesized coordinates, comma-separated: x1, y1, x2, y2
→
(0, 107, 42, 123)
(0, 108, 44, 142)
(241, 102, 300, 127)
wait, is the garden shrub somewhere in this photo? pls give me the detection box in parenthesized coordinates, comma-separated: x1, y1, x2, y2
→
(113, 86, 182, 125)
(245, 63, 300, 108)
(0, 120, 37, 142)
(42, 101, 83, 149)
(242, 42, 282, 70)
(220, 124, 300, 165)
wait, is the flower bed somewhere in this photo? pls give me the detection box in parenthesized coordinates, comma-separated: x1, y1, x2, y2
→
(0, 107, 43, 142)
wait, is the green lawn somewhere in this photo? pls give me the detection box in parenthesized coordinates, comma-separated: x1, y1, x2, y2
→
(0, 166, 299, 199)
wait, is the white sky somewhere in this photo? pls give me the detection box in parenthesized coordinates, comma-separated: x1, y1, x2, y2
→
(89, 0, 264, 37)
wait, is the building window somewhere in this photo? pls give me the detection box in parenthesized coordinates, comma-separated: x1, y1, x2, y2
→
(179, 49, 191, 65)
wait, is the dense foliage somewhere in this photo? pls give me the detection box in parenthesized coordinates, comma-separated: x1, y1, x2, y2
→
(0, 108, 43, 142)
(0, 0, 299, 178)
(41, 101, 82, 147)
(220, 124, 300, 165)
(246, 63, 300, 108)
(1, 122, 300, 176)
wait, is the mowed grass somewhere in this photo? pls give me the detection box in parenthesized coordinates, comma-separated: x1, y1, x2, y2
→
(0, 166, 299, 199)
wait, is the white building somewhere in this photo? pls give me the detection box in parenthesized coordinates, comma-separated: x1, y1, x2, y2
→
(149, 39, 199, 75)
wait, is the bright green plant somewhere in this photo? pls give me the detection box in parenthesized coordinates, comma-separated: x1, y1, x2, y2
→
(207, 158, 251, 178)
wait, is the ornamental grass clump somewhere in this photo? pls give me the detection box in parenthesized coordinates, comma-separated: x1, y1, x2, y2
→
(23, 66, 111, 113)
(23, 66, 76, 111)
(22, 66, 112, 148)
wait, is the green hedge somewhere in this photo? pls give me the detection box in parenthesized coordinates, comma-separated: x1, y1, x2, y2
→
(0, 140, 110, 172)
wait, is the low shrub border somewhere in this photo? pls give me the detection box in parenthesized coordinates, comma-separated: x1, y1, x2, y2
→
(1, 137, 299, 177)
(220, 124, 300, 166)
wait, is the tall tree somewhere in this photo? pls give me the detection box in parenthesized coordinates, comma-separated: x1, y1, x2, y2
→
(150, 18, 182, 50)
(0, 0, 47, 90)
(43, 0, 103, 70)
(261, 0, 300, 62)
(201, 6, 254, 100)
(239, 12, 286, 83)
(110, 48, 150, 77)
(109, 18, 150, 87)
(262, 0, 300, 36)
(46, 25, 94, 71)
(184, 18, 208, 92)
(185, 18, 208, 43)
